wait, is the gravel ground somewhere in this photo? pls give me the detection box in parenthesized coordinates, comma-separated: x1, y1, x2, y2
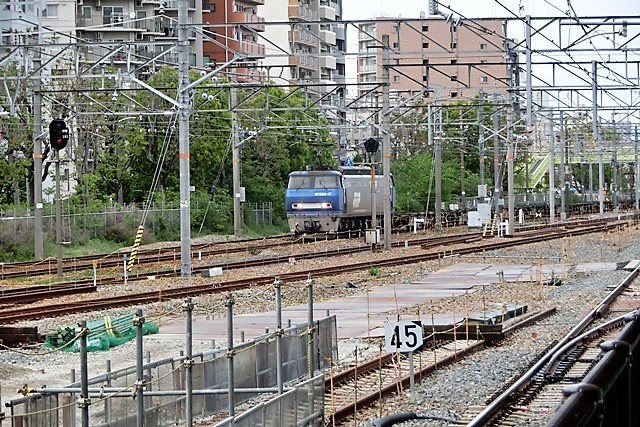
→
(1, 225, 639, 426)
(359, 227, 640, 427)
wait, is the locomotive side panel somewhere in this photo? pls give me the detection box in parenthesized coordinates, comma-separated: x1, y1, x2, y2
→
(343, 175, 389, 218)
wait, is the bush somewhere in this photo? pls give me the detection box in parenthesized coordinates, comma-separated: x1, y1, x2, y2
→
(0, 222, 34, 261)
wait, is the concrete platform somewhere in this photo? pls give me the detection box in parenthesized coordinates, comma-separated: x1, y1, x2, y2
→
(148, 261, 620, 344)
(623, 260, 640, 271)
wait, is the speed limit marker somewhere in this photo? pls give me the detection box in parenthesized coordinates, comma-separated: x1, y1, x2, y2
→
(384, 320, 423, 353)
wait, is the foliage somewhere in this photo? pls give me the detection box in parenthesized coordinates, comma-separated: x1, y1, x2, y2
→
(235, 85, 336, 218)
(0, 218, 34, 261)
(0, 63, 35, 205)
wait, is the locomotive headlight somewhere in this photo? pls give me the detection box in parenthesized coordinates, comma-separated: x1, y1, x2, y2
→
(321, 202, 332, 209)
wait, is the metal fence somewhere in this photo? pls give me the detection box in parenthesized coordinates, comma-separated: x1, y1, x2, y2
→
(216, 375, 325, 427)
(0, 200, 275, 244)
(247, 202, 273, 226)
(5, 314, 337, 427)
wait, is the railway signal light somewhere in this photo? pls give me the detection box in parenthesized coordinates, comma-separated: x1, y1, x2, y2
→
(364, 137, 379, 153)
(49, 119, 69, 150)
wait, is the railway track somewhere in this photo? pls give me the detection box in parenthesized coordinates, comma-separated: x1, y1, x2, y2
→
(0, 234, 295, 280)
(0, 216, 622, 282)
(0, 220, 631, 324)
(324, 309, 558, 425)
(463, 264, 640, 426)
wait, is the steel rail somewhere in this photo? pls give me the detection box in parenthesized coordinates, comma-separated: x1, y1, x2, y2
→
(327, 308, 558, 425)
(466, 266, 640, 426)
(0, 222, 626, 324)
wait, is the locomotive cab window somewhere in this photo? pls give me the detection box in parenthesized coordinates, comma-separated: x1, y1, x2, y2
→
(288, 177, 311, 189)
(315, 175, 339, 189)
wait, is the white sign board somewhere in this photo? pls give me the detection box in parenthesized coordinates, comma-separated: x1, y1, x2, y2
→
(384, 320, 423, 353)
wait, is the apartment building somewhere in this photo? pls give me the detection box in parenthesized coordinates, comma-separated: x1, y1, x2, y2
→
(357, 17, 512, 103)
(258, 0, 347, 155)
(203, 0, 266, 80)
(258, 0, 345, 90)
(75, 0, 205, 69)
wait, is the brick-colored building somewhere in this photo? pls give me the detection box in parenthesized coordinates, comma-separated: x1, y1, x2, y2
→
(203, 0, 266, 80)
(357, 17, 512, 103)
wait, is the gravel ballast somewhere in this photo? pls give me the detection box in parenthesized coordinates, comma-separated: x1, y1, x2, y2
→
(0, 226, 638, 426)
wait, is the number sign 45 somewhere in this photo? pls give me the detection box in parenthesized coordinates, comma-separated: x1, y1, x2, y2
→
(384, 320, 423, 353)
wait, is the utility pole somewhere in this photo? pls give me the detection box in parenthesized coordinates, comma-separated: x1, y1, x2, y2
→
(33, 9, 44, 260)
(478, 92, 485, 187)
(178, 0, 191, 277)
(548, 116, 555, 224)
(382, 34, 392, 250)
(559, 116, 567, 221)
(611, 113, 618, 211)
(492, 106, 501, 218)
(525, 15, 533, 130)
(55, 150, 63, 277)
(592, 60, 604, 215)
(460, 136, 466, 210)
(635, 126, 639, 211)
(231, 86, 242, 236)
(434, 106, 442, 232)
(506, 108, 514, 235)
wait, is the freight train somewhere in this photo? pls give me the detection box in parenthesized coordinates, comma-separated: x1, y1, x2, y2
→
(285, 167, 395, 234)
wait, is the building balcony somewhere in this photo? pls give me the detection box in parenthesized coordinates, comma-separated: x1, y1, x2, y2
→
(314, 79, 337, 93)
(319, 4, 335, 20)
(319, 55, 336, 70)
(319, 29, 336, 45)
(288, 5, 317, 21)
(358, 30, 375, 40)
(289, 55, 318, 71)
(161, 0, 196, 9)
(79, 45, 145, 64)
(358, 63, 377, 74)
(78, 16, 139, 31)
(226, 39, 266, 58)
(289, 29, 317, 47)
(231, 11, 265, 32)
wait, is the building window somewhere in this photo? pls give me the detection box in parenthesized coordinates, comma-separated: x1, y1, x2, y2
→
(81, 6, 92, 18)
(43, 5, 58, 18)
(103, 7, 125, 26)
(480, 43, 487, 49)
(392, 24, 399, 32)
(450, 42, 457, 49)
(422, 42, 429, 48)
(423, 59, 429, 65)
(393, 42, 399, 48)
(480, 59, 488, 64)
(450, 59, 457, 64)
(450, 75, 458, 82)
(480, 76, 488, 83)
(450, 91, 458, 98)
(422, 25, 429, 32)
(393, 75, 400, 82)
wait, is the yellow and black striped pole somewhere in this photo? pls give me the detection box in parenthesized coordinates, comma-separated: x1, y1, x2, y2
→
(127, 225, 144, 272)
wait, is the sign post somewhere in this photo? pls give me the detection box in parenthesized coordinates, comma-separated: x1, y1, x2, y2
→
(384, 320, 423, 403)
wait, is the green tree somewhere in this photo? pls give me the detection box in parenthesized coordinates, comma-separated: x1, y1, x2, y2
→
(236, 85, 336, 219)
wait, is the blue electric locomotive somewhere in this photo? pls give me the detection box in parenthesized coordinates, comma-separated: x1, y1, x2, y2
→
(285, 167, 393, 234)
